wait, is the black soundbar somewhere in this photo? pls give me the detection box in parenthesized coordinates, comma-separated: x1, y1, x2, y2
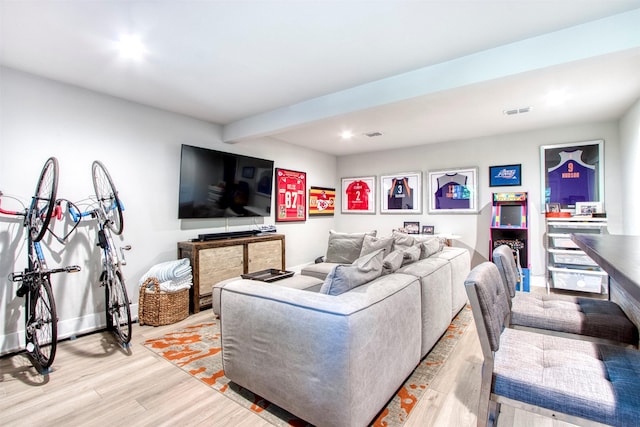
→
(196, 230, 260, 241)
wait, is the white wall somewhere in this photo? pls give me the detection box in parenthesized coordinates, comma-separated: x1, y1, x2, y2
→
(0, 67, 336, 353)
(620, 98, 640, 235)
(335, 122, 623, 275)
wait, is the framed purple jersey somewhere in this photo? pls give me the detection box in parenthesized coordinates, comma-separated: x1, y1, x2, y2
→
(428, 167, 478, 214)
(541, 141, 603, 210)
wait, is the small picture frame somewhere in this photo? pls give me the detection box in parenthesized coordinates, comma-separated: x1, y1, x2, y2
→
(421, 225, 435, 235)
(380, 172, 422, 214)
(404, 221, 420, 234)
(489, 164, 521, 187)
(575, 201, 603, 216)
(546, 202, 561, 213)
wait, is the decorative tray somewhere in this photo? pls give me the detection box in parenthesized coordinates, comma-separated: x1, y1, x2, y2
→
(241, 269, 294, 282)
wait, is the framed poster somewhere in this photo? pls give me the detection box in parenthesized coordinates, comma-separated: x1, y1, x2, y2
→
(309, 186, 335, 216)
(341, 176, 375, 214)
(380, 172, 422, 214)
(275, 168, 306, 222)
(428, 167, 478, 214)
(489, 164, 521, 187)
(540, 140, 603, 211)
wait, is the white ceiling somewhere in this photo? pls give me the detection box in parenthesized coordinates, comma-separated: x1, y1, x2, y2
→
(2, 1, 640, 156)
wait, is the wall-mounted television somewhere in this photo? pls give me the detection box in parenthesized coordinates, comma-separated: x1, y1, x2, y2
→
(178, 144, 274, 219)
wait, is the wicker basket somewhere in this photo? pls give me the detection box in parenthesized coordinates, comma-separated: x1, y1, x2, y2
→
(138, 277, 189, 326)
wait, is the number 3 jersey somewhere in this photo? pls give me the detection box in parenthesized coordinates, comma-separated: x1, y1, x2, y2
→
(345, 180, 371, 210)
(387, 177, 413, 209)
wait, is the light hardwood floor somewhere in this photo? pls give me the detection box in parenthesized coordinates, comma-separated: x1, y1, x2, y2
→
(0, 311, 577, 427)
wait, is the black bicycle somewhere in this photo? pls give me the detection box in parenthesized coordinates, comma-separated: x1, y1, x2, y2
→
(70, 160, 132, 346)
(0, 157, 80, 373)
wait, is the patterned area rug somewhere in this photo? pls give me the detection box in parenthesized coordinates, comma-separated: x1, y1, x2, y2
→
(143, 305, 472, 426)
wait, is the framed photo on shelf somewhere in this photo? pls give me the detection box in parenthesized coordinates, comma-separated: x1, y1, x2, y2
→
(403, 221, 420, 234)
(428, 167, 478, 214)
(422, 225, 435, 235)
(575, 201, 603, 216)
(275, 168, 306, 222)
(540, 139, 604, 211)
(489, 164, 521, 187)
(380, 172, 422, 214)
(309, 186, 335, 216)
(546, 202, 561, 213)
(341, 176, 375, 214)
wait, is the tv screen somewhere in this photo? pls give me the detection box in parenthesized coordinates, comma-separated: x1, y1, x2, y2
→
(499, 204, 523, 227)
(178, 145, 274, 219)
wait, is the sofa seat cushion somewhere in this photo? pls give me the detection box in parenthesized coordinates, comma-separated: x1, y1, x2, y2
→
(494, 327, 640, 426)
(212, 275, 324, 316)
(512, 292, 639, 345)
(301, 262, 343, 280)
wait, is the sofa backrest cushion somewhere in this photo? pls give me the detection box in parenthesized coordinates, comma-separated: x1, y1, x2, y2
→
(320, 249, 385, 295)
(360, 235, 393, 257)
(401, 244, 421, 265)
(325, 230, 377, 264)
(391, 231, 415, 252)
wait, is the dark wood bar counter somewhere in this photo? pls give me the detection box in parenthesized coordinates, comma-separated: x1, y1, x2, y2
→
(571, 233, 640, 329)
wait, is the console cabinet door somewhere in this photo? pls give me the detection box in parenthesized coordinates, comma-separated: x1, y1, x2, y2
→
(199, 245, 244, 295)
(247, 240, 283, 273)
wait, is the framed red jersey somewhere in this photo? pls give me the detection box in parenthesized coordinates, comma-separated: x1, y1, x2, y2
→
(276, 168, 306, 222)
(341, 176, 375, 214)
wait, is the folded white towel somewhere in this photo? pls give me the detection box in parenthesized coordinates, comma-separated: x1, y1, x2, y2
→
(139, 258, 192, 285)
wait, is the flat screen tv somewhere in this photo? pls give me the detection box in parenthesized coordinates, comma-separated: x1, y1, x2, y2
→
(178, 144, 274, 219)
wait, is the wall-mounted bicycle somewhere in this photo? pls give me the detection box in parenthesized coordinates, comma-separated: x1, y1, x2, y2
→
(0, 157, 80, 373)
(70, 160, 132, 346)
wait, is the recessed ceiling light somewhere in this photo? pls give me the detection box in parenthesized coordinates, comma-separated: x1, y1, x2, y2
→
(341, 130, 354, 140)
(115, 34, 147, 60)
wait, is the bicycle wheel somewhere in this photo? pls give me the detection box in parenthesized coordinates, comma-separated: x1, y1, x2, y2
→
(92, 160, 124, 235)
(25, 277, 57, 371)
(105, 270, 132, 345)
(29, 157, 58, 242)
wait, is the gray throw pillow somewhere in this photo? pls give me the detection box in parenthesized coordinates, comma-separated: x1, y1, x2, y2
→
(320, 249, 385, 296)
(401, 244, 421, 266)
(420, 237, 444, 259)
(360, 235, 393, 257)
(325, 230, 377, 264)
(391, 231, 415, 252)
(382, 249, 404, 275)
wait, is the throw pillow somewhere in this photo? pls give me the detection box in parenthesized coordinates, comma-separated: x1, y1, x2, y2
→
(401, 244, 421, 266)
(320, 248, 385, 296)
(325, 230, 377, 264)
(391, 231, 415, 252)
(420, 237, 444, 259)
(360, 235, 393, 257)
(382, 249, 404, 275)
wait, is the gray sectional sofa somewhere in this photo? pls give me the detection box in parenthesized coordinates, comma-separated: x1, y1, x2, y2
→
(216, 230, 470, 427)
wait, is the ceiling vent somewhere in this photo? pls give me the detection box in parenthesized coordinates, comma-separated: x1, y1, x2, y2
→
(504, 106, 531, 116)
(364, 131, 383, 137)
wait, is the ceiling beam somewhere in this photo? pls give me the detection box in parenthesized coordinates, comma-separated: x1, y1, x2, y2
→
(222, 9, 640, 143)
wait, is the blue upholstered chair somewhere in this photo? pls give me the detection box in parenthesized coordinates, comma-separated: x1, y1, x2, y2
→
(492, 244, 638, 346)
(466, 262, 640, 427)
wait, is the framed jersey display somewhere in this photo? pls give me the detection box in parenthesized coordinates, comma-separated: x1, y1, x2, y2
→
(380, 172, 422, 214)
(275, 168, 307, 222)
(309, 186, 335, 216)
(540, 140, 603, 211)
(341, 176, 375, 214)
(428, 167, 478, 214)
